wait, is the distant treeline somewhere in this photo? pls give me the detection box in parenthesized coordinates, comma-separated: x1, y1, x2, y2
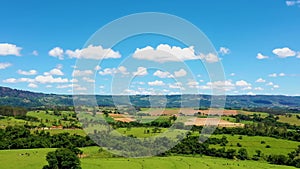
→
(0, 106, 27, 116)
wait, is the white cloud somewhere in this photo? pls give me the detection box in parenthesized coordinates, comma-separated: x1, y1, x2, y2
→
(230, 73, 235, 76)
(3, 77, 34, 83)
(269, 73, 277, 77)
(95, 65, 101, 71)
(70, 79, 78, 83)
(66, 45, 121, 60)
(100, 68, 118, 76)
(254, 87, 264, 91)
(256, 78, 266, 83)
(187, 80, 199, 88)
(17, 69, 37, 76)
(219, 47, 230, 55)
(133, 67, 148, 76)
(268, 73, 285, 78)
(28, 83, 38, 88)
(148, 80, 165, 86)
(82, 77, 95, 83)
(203, 53, 219, 63)
(256, 53, 269, 60)
(266, 82, 274, 86)
(72, 70, 93, 77)
(35, 75, 68, 83)
(99, 66, 129, 76)
(286, 0, 300, 6)
(49, 47, 64, 60)
(174, 69, 187, 77)
(235, 80, 251, 87)
(153, 70, 173, 78)
(273, 85, 280, 88)
(0, 62, 12, 69)
(247, 92, 256, 96)
(206, 80, 235, 91)
(132, 44, 219, 63)
(3, 78, 17, 83)
(169, 82, 183, 89)
(32, 50, 38, 56)
(0, 43, 22, 56)
(44, 68, 64, 76)
(272, 47, 296, 58)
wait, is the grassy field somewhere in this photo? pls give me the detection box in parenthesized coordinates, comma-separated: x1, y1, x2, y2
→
(278, 114, 300, 126)
(210, 134, 300, 156)
(0, 147, 297, 169)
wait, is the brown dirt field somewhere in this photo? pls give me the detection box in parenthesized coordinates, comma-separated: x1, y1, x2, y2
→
(185, 118, 244, 127)
(108, 114, 125, 118)
(114, 117, 136, 122)
(146, 108, 238, 116)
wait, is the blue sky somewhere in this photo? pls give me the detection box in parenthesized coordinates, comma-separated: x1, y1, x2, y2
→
(1, 0, 300, 95)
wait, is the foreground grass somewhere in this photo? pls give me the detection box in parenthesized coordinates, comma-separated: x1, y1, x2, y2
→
(0, 147, 297, 169)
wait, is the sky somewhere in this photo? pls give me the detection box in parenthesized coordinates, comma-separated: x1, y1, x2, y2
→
(1, 0, 300, 96)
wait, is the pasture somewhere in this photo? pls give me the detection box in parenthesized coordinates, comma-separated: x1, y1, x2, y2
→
(0, 147, 297, 169)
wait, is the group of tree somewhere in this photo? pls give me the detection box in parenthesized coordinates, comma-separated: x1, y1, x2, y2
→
(0, 126, 95, 150)
(43, 146, 82, 169)
(0, 106, 27, 116)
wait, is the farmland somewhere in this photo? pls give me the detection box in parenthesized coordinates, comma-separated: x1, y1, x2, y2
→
(0, 147, 297, 169)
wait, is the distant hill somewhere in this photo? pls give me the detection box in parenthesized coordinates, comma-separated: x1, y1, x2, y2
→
(1, 86, 300, 111)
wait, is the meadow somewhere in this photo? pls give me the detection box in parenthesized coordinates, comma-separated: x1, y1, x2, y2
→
(0, 147, 297, 169)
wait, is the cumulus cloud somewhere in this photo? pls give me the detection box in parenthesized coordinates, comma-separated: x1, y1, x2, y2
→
(99, 66, 129, 76)
(94, 65, 101, 71)
(133, 67, 148, 76)
(35, 75, 68, 83)
(0, 62, 12, 69)
(254, 87, 264, 91)
(66, 45, 121, 60)
(153, 70, 173, 78)
(17, 69, 37, 76)
(174, 69, 187, 77)
(286, 0, 300, 6)
(268, 73, 286, 78)
(206, 80, 235, 91)
(256, 78, 266, 83)
(256, 53, 269, 59)
(72, 70, 93, 77)
(219, 47, 230, 55)
(272, 47, 296, 58)
(49, 47, 64, 60)
(32, 50, 38, 56)
(0, 43, 22, 56)
(235, 80, 251, 87)
(132, 44, 219, 63)
(44, 68, 64, 76)
(28, 83, 38, 88)
(148, 80, 165, 86)
(3, 77, 33, 83)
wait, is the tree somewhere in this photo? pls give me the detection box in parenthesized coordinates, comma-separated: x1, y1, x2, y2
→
(237, 148, 248, 160)
(43, 148, 81, 169)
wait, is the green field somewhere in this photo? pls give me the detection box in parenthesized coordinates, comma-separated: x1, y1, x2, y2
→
(0, 147, 297, 169)
(210, 134, 300, 156)
(278, 114, 300, 126)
